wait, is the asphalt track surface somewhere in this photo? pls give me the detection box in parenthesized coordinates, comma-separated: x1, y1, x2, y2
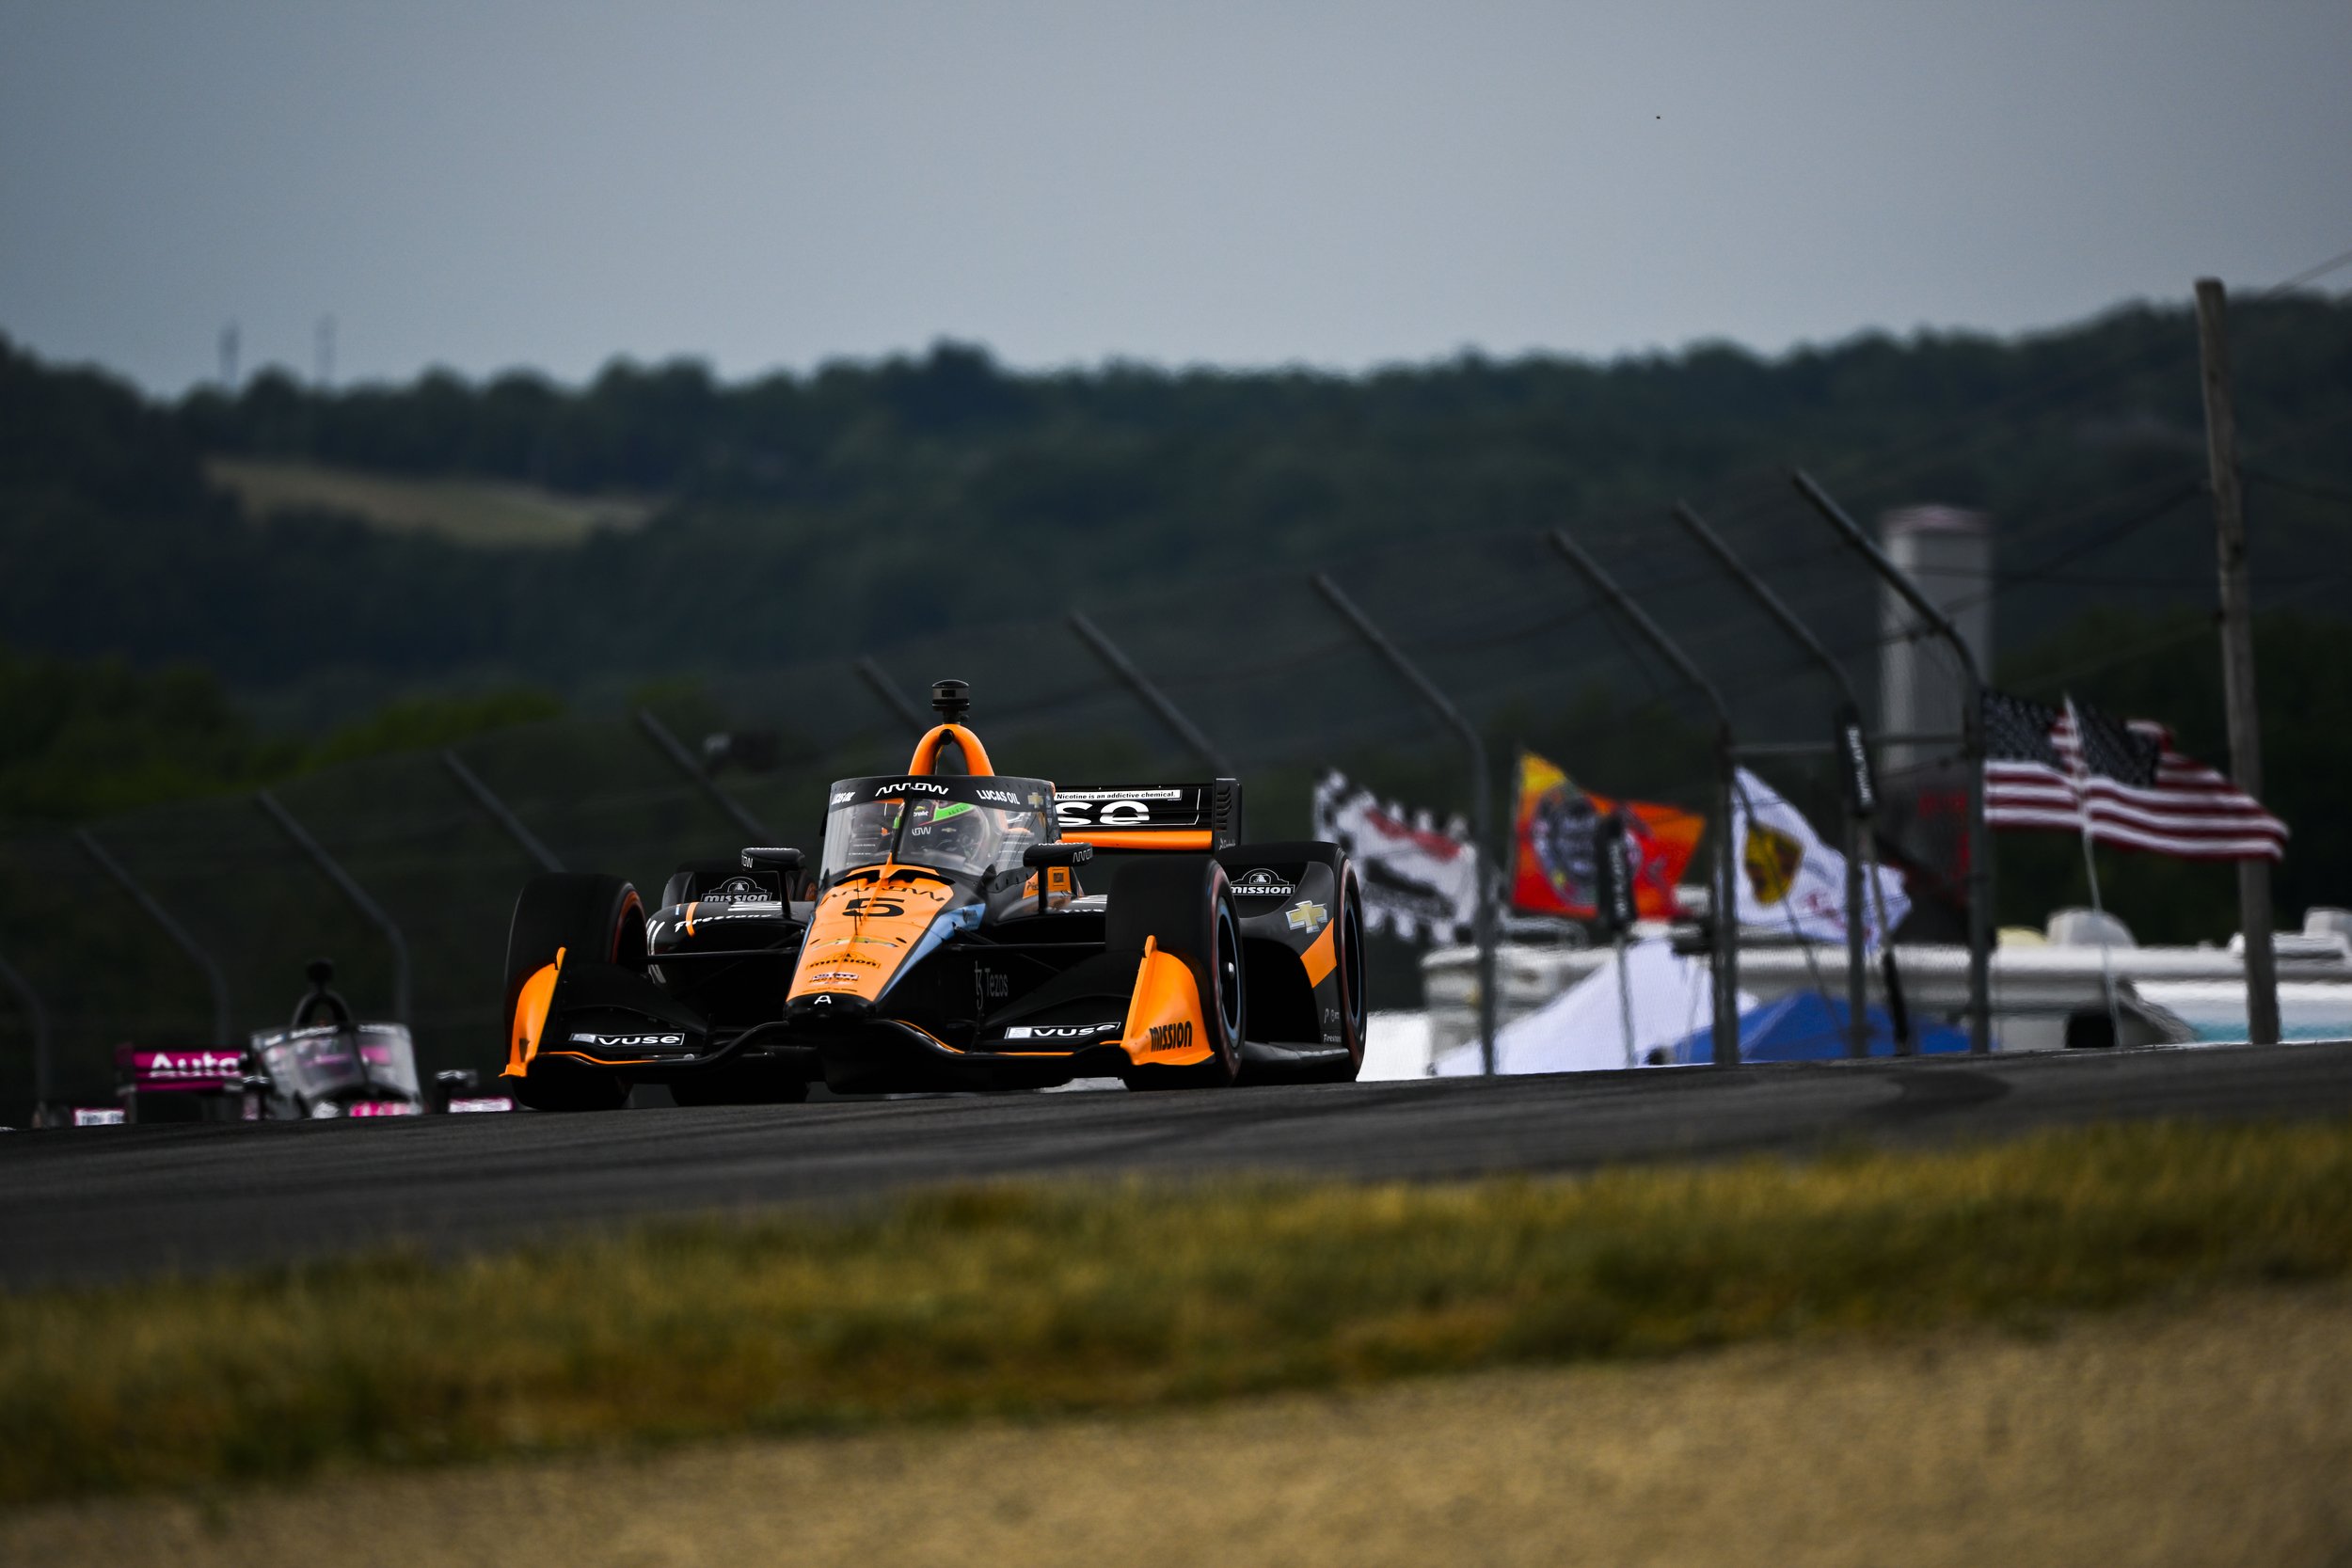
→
(8, 1039, 2352, 1289)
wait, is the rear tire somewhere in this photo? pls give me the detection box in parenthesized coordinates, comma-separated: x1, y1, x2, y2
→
(1294, 862, 1367, 1084)
(1109, 857, 1244, 1089)
(502, 873, 646, 1113)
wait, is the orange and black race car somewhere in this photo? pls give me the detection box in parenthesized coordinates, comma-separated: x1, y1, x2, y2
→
(499, 681, 1365, 1109)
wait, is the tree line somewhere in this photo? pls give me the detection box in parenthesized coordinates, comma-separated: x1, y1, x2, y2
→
(7, 301, 2352, 933)
(6, 297, 2348, 698)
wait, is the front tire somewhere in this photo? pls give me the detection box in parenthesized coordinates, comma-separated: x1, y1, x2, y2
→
(502, 873, 646, 1113)
(1109, 856, 1245, 1089)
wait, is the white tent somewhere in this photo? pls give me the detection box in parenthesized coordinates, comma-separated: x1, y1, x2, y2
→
(1432, 938, 1756, 1076)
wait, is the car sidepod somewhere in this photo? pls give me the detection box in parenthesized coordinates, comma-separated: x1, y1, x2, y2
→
(1216, 843, 1364, 1082)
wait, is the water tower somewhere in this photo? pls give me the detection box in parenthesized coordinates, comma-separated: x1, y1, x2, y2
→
(1877, 506, 1991, 940)
(1878, 506, 1992, 773)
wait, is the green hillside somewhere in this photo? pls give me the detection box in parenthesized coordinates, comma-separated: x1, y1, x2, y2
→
(5, 298, 2348, 706)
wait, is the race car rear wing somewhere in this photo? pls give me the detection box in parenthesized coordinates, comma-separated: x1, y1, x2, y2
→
(1055, 779, 1244, 851)
(115, 1045, 249, 1094)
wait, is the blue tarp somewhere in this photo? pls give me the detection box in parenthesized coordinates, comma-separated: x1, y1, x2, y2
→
(1666, 991, 1971, 1064)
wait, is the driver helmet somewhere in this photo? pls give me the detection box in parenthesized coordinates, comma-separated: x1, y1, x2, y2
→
(905, 799, 999, 869)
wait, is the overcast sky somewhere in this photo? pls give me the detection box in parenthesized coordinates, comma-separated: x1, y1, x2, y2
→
(2, 1, 2347, 394)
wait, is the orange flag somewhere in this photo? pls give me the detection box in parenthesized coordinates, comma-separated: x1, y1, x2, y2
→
(1511, 751, 1704, 921)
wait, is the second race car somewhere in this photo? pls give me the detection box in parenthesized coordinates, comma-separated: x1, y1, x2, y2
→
(108, 959, 508, 1122)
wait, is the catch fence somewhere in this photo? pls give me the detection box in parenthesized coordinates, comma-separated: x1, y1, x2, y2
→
(0, 459, 2171, 1122)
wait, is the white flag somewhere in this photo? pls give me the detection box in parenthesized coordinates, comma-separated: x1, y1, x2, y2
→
(1731, 768, 1908, 948)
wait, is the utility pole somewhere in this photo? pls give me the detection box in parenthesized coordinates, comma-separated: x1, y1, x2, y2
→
(1793, 469, 1991, 1055)
(1671, 501, 1874, 1058)
(2195, 277, 2280, 1046)
(1312, 574, 1500, 1074)
(1549, 531, 1742, 1067)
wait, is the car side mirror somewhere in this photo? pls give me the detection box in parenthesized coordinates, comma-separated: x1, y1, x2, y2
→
(742, 847, 803, 877)
(1021, 842, 1093, 913)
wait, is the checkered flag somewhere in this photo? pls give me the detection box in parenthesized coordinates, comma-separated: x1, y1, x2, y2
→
(1312, 770, 1478, 943)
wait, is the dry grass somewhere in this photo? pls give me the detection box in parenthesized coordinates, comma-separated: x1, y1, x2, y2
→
(11, 1284, 2351, 1568)
(4, 1119, 2350, 1507)
(208, 457, 659, 546)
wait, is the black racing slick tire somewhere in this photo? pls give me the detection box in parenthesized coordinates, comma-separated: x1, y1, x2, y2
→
(1108, 856, 1245, 1090)
(1294, 860, 1368, 1084)
(502, 873, 647, 1113)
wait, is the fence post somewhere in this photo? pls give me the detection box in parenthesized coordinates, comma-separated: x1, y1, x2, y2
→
(1670, 501, 1877, 1058)
(636, 708, 772, 843)
(1792, 468, 1993, 1055)
(855, 657, 931, 735)
(1311, 574, 1500, 1075)
(442, 751, 564, 872)
(256, 791, 414, 1025)
(1067, 611, 1237, 776)
(76, 829, 233, 1047)
(1549, 531, 1742, 1068)
(0, 948, 55, 1121)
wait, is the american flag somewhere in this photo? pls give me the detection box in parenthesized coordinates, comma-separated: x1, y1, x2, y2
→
(1981, 689, 2287, 860)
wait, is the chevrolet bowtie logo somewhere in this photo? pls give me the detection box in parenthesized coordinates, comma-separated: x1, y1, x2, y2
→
(1285, 900, 1327, 933)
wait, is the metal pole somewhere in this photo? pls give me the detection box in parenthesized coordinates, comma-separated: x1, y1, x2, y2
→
(0, 948, 55, 1120)
(1068, 611, 1237, 776)
(2064, 699, 2126, 1049)
(637, 708, 772, 843)
(1792, 467, 1993, 1055)
(1844, 706, 1913, 1055)
(1311, 573, 1500, 1075)
(1595, 808, 1639, 1069)
(1670, 501, 1871, 1059)
(1548, 531, 1741, 1068)
(443, 751, 564, 872)
(76, 829, 232, 1046)
(855, 657, 931, 734)
(2195, 278, 2281, 1047)
(256, 791, 413, 1025)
